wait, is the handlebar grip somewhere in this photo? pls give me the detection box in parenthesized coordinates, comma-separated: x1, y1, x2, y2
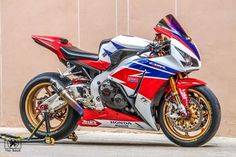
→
(136, 46, 150, 55)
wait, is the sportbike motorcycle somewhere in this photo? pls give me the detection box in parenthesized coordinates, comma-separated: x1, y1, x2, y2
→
(20, 14, 221, 147)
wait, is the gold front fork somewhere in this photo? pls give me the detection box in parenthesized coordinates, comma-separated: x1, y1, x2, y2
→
(169, 76, 183, 108)
(177, 73, 183, 79)
(169, 73, 183, 93)
(169, 77, 178, 95)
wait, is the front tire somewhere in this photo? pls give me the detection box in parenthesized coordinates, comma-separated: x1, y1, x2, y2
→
(159, 85, 221, 147)
(20, 72, 81, 140)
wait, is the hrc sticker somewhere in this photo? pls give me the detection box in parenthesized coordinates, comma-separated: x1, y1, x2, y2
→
(128, 77, 139, 82)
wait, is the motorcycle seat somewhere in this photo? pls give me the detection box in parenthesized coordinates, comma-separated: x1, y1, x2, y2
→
(60, 46, 99, 61)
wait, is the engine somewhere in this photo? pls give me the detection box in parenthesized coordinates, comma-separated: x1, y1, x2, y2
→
(99, 80, 128, 110)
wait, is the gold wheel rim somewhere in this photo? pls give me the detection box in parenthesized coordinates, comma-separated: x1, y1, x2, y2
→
(25, 82, 68, 132)
(163, 88, 212, 141)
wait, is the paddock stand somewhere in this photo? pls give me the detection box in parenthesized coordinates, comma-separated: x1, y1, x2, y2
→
(0, 108, 78, 145)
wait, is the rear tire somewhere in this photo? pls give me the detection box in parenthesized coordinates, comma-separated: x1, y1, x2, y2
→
(20, 72, 81, 140)
(159, 85, 221, 147)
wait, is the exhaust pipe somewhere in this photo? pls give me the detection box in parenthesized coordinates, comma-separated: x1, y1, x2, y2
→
(50, 79, 83, 116)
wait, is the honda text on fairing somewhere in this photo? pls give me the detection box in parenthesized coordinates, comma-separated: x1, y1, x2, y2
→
(20, 14, 221, 147)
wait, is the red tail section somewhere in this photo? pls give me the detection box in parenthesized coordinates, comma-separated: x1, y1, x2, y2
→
(32, 35, 72, 60)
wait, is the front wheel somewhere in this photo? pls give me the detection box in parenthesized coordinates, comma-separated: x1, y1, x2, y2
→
(159, 85, 221, 147)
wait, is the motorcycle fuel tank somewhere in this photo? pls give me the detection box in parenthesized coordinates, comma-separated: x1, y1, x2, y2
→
(98, 35, 151, 65)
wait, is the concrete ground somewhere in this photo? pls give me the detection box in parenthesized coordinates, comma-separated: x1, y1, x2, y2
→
(0, 127, 236, 157)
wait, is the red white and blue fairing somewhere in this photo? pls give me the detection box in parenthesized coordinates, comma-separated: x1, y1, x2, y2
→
(32, 14, 202, 131)
(87, 15, 202, 129)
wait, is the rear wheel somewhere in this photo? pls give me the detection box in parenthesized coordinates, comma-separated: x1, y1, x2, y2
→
(159, 85, 221, 147)
(20, 72, 81, 140)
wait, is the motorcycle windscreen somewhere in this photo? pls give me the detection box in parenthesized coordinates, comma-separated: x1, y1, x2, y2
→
(156, 14, 188, 38)
(155, 14, 201, 60)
